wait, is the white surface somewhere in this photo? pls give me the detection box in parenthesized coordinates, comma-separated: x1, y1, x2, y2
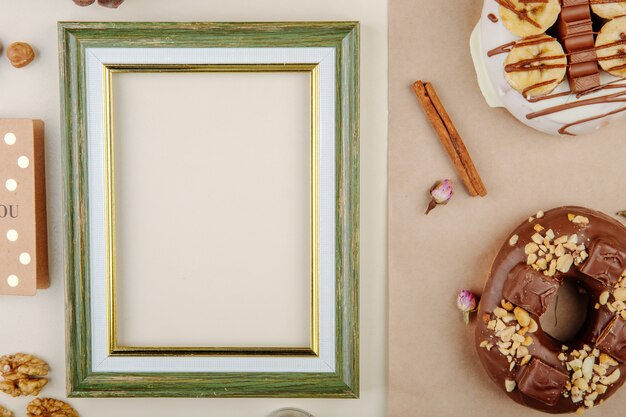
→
(0, 0, 386, 416)
(114, 71, 313, 349)
(469, 23, 503, 108)
(85, 47, 336, 373)
(477, 0, 626, 136)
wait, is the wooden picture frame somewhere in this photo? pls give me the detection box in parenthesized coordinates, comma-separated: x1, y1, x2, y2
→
(59, 21, 359, 398)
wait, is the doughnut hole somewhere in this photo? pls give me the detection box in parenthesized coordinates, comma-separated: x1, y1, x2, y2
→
(540, 280, 590, 343)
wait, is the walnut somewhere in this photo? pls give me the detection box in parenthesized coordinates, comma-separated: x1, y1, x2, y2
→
(0, 354, 49, 379)
(0, 379, 47, 397)
(27, 398, 78, 417)
(0, 354, 49, 397)
(0, 405, 13, 417)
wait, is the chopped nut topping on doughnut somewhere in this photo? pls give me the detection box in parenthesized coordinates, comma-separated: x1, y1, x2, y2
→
(476, 208, 626, 413)
(570, 215, 590, 225)
(483, 294, 620, 411)
(520, 228, 587, 277)
(480, 299, 535, 372)
(563, 346, 619, 410)
(505, 379, 516, 392)
(514, 307, 531, 327)
(599, 291, 610, 305)
(596, 271, 626, 315)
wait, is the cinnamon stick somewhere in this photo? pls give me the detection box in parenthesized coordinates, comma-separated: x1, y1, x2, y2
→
(411, 80, 487, 197)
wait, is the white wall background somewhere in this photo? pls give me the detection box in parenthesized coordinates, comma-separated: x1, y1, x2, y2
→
(0, 1, 387, 416)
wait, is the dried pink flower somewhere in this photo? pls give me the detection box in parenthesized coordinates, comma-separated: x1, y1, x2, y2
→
(457, 290, 477, 324)
(425, 179, 453, 214)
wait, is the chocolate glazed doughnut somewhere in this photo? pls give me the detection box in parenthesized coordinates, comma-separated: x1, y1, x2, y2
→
(475, 207, 626, 414)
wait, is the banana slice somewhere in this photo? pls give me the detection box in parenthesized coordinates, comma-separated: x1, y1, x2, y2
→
(499, 0, 561, 38)
(596, 16, 626, 78)
(504, 35, 567, 98)
(591, 1, 626, 19)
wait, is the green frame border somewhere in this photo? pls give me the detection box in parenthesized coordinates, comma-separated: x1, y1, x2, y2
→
(58, 22, 359, 398)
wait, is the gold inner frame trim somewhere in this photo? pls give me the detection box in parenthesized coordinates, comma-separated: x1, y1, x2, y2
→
(102, 63, 320, 357)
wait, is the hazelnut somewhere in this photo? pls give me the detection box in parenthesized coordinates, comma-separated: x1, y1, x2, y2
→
(97, 0, 125, 7)
(6, 43, 35, 68)
(72, 0, 95, 5)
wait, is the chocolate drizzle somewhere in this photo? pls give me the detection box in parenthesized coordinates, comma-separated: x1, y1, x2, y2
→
(487, 36, 592, 57)
(558, 106, 626, 134)
(576, 76, 626, 96)
(560, 82, 626, 131)
(489, 37, 555, 55)
(496, 0, 542, 28)
(598, 37, 626, 71)
(524, 75, 626, 103)
(504, 55, 566, 72)
(515, 34, 556, 47)
(487, 35, 554, 57)
(594, 52, 626, 61)
(488, 13, 499, 22)
(526, 89, 626, 119)
(487, 41, 517, 57)
(486, 0, 626, 134)
(526, 90, 572, 102)
(596, 38, 626, 51)
(522, 78, 558, 97)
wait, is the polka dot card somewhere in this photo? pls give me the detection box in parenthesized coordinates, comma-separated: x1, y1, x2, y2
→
(0, 119, 48, 295)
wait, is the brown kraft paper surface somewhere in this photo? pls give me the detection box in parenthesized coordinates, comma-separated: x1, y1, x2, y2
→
(388, 0, 626, 415)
